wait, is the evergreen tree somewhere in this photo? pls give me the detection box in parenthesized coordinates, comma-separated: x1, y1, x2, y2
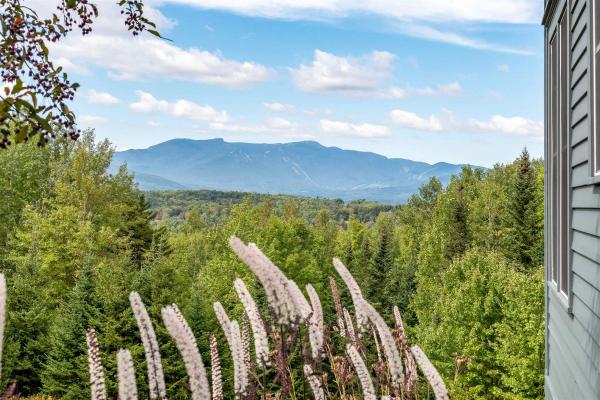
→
(42, 264, 102, 399)
(122, 194, 156, 265)
(368, 215, 396, 309)
(445, 183, 470, 261)
(505, 149, 539, 269)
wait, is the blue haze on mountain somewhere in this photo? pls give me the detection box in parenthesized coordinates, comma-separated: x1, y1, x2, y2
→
(112, 138, 471, 204)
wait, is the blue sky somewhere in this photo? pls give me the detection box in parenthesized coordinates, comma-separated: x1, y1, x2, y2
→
(51, 0, 544, 167)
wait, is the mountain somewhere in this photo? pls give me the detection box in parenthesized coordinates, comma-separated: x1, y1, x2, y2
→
(112, 138, 471, 204)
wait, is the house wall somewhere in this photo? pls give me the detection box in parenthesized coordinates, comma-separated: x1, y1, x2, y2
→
(544, 0, 600, 398)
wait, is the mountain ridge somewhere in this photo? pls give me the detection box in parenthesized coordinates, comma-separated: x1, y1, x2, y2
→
(112, 138, 474, 204)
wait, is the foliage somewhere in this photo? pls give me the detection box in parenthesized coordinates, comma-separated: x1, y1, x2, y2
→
(0, 135, 544, 398)
(145, 190, 396, 226)
(0, 0, 160, 147)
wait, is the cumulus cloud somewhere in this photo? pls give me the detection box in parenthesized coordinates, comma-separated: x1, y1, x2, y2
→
(129, 91, 228, 123)
(319, 119, 390, 138)
(208, 116, 315, 140)
(164, 0, 542, 24)
(469, 115, 543, 137)
(390, 110, 444, 131)
(210, 116, 301, 135)
(264, 102, 295, 112)
(79, 115, 107, 126)
(37, 0, 271, 87)
(292, 50, 462, 98)
(388, 109, 541, 137)
(292, 50, 395, 96)
(54, 36, 271, 87)
(86, 89, 120, 105)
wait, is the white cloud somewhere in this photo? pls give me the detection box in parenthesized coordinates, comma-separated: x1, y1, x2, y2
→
(264, 102, 295, 112)
(266, 117, 299, 130)
(390, 110, 444, 131)
(319, 119, 390, 138)
(147, 121, 161, 127)
(79, 115, 107, 125)
(40, 0, 271, 87)
(469, 115, 543, 137)
(55, 36, 272, 87)
(292, 50, 462, 98)
(396, 24, 532, 55)
(498, 64, 510, 72)
(387, 109, 541, 137)
(292, 50, 395, 96)
(209, 116, 301, 135)
(129, 91, 228, 123)
(437, 82, 463, 96)
(86, 89, 120, 105)
(164, 0, 542, 24)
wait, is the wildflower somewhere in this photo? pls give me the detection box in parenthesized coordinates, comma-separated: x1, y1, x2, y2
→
(230, 320, 249, 396)
(393, 306, 405, 337)
(411, 346, 450, 400)
(360, 300, 404, 388)
(343, 308, 357, 347)
(393, 305, 407, 345)
(303, 364, 325, 400)
(241, 312, 252, 370)
(129, 292, 166, 400)
(346, 344, 376, 400)
(234, 278, 270, 367)
(0, 274, 6, 376)
(86, 329, 107, 400)
(213, 301, 232, 344)
(403, 347, 419, 397)
(229, 237, 292, 324)
(162, 304, 211, 400)
(329, 276, 346, 337)
(332, 258, 368, 332)
(117, 349, 138, 400)
(287, 279, 312, 323)
(306, 284, 324, 359)
(210, 335, 223, 400)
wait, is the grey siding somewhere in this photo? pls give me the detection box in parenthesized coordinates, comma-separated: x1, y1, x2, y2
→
(545, 0, 600, 398)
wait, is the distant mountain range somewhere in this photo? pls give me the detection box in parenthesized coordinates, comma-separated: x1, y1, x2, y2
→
(112, 138, 472, 204)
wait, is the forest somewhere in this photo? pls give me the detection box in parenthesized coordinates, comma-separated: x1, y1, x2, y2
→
(0, 132, 544, 399)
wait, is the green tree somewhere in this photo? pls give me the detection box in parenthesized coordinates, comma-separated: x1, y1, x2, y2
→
(1, 1, 161, 146)
(368, 214, 396, 310)
(504, 149, 539, 269)
(41, 264, 102, 399)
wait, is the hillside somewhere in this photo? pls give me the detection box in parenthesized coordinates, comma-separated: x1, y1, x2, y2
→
(112, 138, 470, 204)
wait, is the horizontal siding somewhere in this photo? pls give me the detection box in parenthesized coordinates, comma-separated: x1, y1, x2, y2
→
(571, 0, 585, 23)
(547, 293, 594, 398)
(572, 209, 600, 235)
(572, 87, 589, 125)
(571, 73, 588, 109)
(571, 49, 588, 88)
(572, 161, 590, 186)
(571, 230, 600, 260)
(571, 115, 589, 146)
(548, 1, 600, 398)
(572, 185, 600, 208)
(572, 138, 588, 166)
(573, 250, 600, 288)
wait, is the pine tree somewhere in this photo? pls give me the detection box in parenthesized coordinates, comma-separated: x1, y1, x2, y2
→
(369, 217, 396, 309)
(445, 183, 470, 261)
(123, 194, 156, 265)
(42, 263, 102, 399)
(506, 149, 538, 269)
